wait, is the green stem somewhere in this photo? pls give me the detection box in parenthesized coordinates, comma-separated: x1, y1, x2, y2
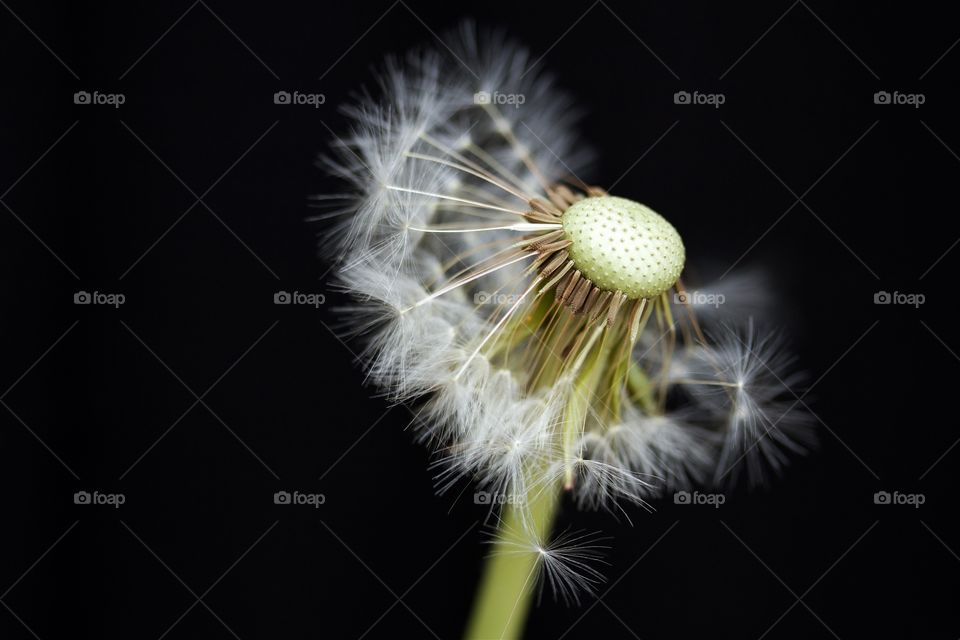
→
(464, 485, 561, 640)
(627, 364, 657, 414)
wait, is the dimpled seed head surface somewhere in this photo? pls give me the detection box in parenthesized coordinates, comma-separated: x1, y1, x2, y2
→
(562, 196, 685, 299)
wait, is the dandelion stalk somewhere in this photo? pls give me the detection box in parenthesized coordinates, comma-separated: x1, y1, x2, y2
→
(464, 482, 560, 640)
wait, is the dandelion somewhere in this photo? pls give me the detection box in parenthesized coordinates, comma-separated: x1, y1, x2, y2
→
(320, 24, 812, 639)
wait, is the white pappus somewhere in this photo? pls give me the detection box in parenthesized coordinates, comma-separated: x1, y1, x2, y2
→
(318, 23, 813, 603)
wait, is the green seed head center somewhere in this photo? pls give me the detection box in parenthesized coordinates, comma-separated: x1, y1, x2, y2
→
(561, 196, 685, 299)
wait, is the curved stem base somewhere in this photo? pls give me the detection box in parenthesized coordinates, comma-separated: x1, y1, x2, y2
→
(464, 487, 560, 640)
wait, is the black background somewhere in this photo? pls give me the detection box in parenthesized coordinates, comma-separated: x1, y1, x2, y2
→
(2, 2, 958, 638)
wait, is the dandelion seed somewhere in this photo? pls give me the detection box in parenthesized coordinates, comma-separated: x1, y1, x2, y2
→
(488, 525, 609, 607)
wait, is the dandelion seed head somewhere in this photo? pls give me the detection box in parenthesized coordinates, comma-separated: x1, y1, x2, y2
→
(324, 22, 812, 603)
(563, 196, 685, 299)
